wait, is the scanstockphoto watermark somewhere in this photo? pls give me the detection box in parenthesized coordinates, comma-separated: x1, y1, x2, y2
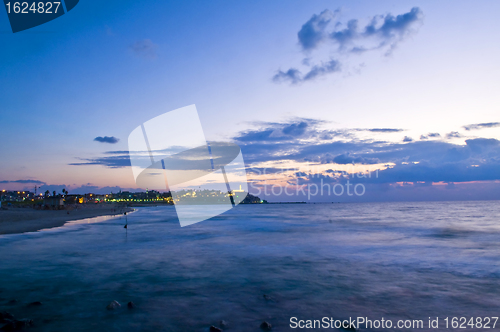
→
(290, 316, 499, 329)
(249, 167, 379, 200)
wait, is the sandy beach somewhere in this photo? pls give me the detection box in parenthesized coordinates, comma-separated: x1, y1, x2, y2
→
(0, 204, 132, 235)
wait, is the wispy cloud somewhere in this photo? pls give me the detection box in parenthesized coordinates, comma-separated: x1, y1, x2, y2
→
(463, 122, 500, 131)
(0, 179, 45, 184)
(366, 128, 404, 133)
(130, 39, 158, 59)
(273, 59, 341, 84)
(70, 155, 131, 168)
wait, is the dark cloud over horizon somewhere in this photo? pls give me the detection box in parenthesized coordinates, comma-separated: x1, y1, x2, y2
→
(233, 118, 500, 185)
(71, 118, 500, 188)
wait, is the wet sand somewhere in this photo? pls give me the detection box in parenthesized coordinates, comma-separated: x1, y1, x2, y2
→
(0, 204, 132, 235)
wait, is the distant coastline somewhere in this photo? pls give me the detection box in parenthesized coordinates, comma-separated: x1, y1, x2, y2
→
(0, 190, 268, 235)
(0, 203, 132, 236)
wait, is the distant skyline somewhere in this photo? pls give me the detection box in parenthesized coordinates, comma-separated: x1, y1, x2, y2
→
(1, 1, 499, 201)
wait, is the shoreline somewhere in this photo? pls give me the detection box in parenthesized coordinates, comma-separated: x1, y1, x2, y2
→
(0, 204, 133, 236)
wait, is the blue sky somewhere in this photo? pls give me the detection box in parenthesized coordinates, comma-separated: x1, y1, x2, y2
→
(1, 0, 499, 201)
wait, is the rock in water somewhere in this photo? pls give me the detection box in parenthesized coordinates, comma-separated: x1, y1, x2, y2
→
(260, 321, 272, 330)
(127, 302, 135, 309)
(1, 318, 33, 331)
(106, 300, 121, 310)
(209, 326, 222, 332)
(0, 311, 15, 323)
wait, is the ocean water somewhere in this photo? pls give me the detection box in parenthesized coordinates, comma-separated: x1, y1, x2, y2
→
(0, 201, 500, 331)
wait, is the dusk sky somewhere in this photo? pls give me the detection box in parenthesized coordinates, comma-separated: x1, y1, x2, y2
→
(1, 0, 499, 201)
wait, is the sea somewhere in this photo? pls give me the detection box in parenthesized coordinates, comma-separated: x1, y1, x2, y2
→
(0, 201, 499, 331)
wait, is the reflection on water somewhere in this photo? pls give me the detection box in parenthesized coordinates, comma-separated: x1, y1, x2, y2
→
(0, 201, 500, 331)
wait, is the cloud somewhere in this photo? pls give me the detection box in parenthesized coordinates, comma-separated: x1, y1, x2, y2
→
(273, 59, 341, 84)
(332, 153, 379, 165)
(275, 7, 423, 84)
(247, 167, 297, 175)
(445, 131, 463, 139)
(463, 122, 500, 131)
(303, 59, 341, 81)
(298, 9, 339, 51)
(420, 133, 441, 140)
(324, 7, 423, 54)
(71, 118, 500, 190)
(94, 136, 119, 144)
(234, 118, 325, 143)
(276, 140, 500, 185)
(233, 118, 500, 185)
(70, 155, 131, 168)
(130, 39, 158, 59)
(0, 179, 45, 184)
(362, 7, 423, 54)
(367, 128, 404, 133)
(234, 120, 414, 165)
(272, 68, 302, 84)
(465, 138, 500, 153)
(403, 136, 413, 142)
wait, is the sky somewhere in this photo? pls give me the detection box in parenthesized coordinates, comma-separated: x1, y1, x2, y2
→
(1, 0, 499, 202)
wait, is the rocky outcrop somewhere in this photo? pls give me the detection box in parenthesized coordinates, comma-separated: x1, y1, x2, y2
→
(106, 300, 121, 310)
(0, 312, 14, 322)
(0, 315, 33, 331)
(260, 321, 272, 330)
